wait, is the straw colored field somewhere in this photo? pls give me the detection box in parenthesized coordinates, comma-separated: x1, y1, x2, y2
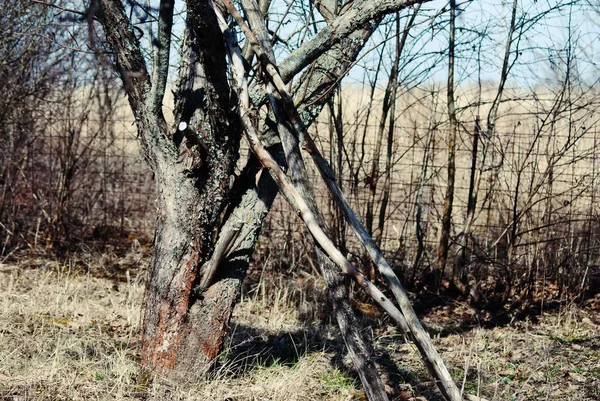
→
(8, 80, 600, 299)
(262, 83, 600, 295)
(1, 254, 598, 400)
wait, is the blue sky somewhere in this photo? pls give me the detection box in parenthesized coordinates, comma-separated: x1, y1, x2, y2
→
(107, 0, 600, 91)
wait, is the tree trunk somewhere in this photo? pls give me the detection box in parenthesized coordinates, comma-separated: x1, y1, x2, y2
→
(437, 0, 457, 290)
(95, 0, 437, 392)
(140, 162, 238, 380)
(97, 0, 244, 381)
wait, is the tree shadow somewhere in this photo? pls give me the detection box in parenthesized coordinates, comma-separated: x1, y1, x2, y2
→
(412, 290, 572, 338)
(215, 322, 446, 400)
(218, 324, 339, 373)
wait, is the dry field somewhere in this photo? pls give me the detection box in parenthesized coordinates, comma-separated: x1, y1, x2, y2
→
(0, 250, 599, 401)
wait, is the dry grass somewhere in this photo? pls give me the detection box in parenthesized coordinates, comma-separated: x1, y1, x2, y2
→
(0, 258, 362, 401)
(0, 259, 144, 400)
(397, 303, 600, 401)
(1, 255, 598, 400)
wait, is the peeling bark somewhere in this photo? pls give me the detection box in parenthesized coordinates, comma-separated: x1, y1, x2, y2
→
(97, 0, 241, 381)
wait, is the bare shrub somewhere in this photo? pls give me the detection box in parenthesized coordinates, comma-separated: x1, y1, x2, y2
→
(0, 1, 153, 256)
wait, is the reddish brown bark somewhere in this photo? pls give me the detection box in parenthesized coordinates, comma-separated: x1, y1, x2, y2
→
(97, 0, 241, 380)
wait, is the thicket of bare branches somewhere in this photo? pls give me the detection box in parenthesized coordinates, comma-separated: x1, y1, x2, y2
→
(0, 1, 151, 256)
(262, 0, 600, 308)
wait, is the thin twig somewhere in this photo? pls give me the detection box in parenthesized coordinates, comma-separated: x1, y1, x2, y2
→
(30, 0, 88, 17)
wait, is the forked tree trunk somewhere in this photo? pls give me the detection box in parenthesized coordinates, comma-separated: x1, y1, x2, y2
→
(95, 0, 444, 397)
(140, 165, 237, 380)
(97, 0, 244, 380)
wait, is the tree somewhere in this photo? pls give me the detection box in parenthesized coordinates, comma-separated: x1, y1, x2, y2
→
(86, 0, 463, 400)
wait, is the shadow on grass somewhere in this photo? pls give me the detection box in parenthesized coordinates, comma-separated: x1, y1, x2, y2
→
(411, 290, 577, 338)
(215, 323, 446, 401)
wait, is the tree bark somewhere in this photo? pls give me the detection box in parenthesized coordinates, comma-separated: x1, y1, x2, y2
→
(97, 0, 242, 381)
(142, 0, 244, 380)
(94, 0, 437, 392)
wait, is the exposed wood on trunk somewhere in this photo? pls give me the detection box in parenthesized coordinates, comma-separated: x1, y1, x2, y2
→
(177, 151, 281, 378)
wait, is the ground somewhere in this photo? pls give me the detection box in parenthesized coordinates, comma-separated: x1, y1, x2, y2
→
(0, 251, 598, 401)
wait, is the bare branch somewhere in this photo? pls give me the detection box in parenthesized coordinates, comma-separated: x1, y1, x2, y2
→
(278, 0, 433, 82)
(220, 3, 462, 400)
(437, 0, 457, 280)
(30, 0, 87, 17)
(95, 0, 174, 170)
(219, 8, 412, 339)
(487, 0, 518, 134)
(95, 0, 151, 114)
(149, 0, 175, 115)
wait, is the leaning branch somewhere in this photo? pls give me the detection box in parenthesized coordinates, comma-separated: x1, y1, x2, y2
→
(238, 1, 390, 399)
(218, 7, 412, 338)
(220, 2, 462, 400)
